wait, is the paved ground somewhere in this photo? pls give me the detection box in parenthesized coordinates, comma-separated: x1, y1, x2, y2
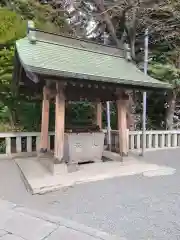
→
(15, 154, 171, 194)
(0, 199, 120, 240)
(0, 149, 180, 239)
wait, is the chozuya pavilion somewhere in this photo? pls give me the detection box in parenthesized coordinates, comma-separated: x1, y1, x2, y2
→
(13, 21, 170, 175)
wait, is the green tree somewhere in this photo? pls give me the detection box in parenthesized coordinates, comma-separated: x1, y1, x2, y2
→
(0, 5, 68, 131)
(0, 47, 17, 128)
(0, 8, 26, 45)
(0, 9, 26, 129)
(149, 62, 180, 129)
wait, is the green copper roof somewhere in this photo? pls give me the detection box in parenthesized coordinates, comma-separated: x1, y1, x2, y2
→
(15, 31, 171, 89)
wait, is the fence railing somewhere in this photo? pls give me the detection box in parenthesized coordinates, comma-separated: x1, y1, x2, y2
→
(110, 130, 180, 152)
(0, 130, 180, 158)
(0, 132, 54, 158)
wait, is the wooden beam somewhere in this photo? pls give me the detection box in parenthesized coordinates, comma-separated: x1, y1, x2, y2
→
(95, 100, 102, 129)
(64, 84, 116, 101)
(40, 86, 50, 153)
(116, 98, 128, 156)
(54, 82, 65, 161)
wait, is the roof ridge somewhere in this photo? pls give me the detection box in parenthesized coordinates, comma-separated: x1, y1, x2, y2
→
(32, 38, 125, 59)
(34, 28, 124, 51)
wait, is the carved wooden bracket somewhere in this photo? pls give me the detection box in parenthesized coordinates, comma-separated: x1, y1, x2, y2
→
(115, 89, 129, 100)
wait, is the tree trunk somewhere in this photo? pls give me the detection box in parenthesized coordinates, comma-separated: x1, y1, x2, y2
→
(93, 0, 122, 48)
(94, 0, 137, 130)
(7, 108, 15, 128)
(128, 7, 138, 62)
(127, 92, 136, 130)
(165, 91, 176, 130)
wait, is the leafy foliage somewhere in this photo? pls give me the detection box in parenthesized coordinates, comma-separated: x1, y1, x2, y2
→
(0, 0, 180, 131)
(0, 8, 26, 45)
(0, 47, 16, 126)
(0, 5, 68, 131)
(149, 63, 180, 88)
(11, 0, 69, 34)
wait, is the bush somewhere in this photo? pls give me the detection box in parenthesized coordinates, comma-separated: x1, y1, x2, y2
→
(0, 8, 26, 45)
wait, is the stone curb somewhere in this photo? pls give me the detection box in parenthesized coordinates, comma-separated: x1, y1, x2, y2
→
(14, 206, 126, 240)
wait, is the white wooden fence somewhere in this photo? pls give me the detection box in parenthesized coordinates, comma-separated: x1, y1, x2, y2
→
(0, 130, 180, 158)
(0, 132, 54, 158)
(109, 130, 180, 152)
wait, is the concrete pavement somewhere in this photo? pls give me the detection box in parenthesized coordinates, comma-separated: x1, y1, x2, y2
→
(15, 155, 172, 194)
(0, 199, 122, 240)
(0, 149, 179, 239)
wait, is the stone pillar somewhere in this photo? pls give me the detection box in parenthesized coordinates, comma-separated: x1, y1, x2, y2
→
(95, 100, 102, 129)
(54, 82, 65, 161)
(40, 86, 50, 153)
(116, 94, 128, 156)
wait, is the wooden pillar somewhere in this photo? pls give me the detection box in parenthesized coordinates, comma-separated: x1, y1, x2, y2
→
(95, 100, 102, 129)
(54, 82, 65, 161)
(116, 95, 128, 156)
(40, 86, 50, 153)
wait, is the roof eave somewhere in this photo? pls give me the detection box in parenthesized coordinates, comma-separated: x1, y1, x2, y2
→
(24, 64, 172, 90)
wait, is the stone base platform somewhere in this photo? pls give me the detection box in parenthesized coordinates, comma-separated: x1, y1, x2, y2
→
(14, 151, 173, 195)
